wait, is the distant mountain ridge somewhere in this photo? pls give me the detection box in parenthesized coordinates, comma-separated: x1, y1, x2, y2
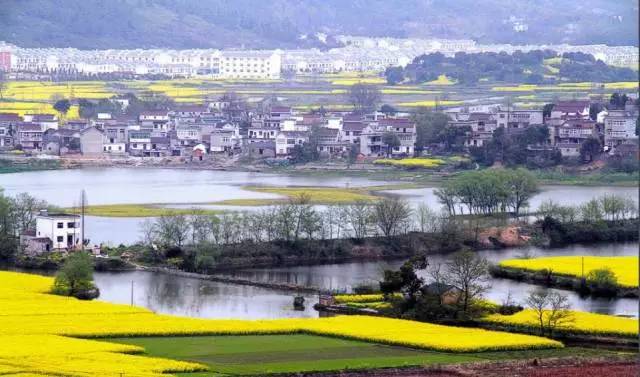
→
(0, 0, 637, 49)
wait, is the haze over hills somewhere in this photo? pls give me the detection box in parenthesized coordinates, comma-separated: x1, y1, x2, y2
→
(0, 0, 638, 49)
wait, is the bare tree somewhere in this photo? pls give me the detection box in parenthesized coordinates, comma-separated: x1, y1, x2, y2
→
(415, 204, 438, 233)
(442, 250, 490, 313)
(373, 197, 412, 237)
(154, 213, 190, 249)
(342, 201, 373, 240)
(525, 289, 573, 337)
(10, 193, 47, 235)
(348, 84, 381, 114)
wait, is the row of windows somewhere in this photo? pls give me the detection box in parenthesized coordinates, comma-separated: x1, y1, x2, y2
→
(56, 222, 75, 228)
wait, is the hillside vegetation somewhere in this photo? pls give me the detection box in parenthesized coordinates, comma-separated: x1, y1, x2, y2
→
(0, 0, 637, 49)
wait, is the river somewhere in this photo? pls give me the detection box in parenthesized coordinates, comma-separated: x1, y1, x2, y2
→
(0, 168, 636, 245)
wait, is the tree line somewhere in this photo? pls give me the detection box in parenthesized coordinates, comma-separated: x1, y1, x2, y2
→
(435, 169, 539, 216)
(385, 50, 638, 85)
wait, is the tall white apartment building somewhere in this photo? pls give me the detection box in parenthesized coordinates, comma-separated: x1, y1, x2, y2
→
(218, 51, 281, 79)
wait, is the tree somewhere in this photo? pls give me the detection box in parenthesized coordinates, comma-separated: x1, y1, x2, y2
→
(372, 197, 412, 237)
(0, 70, 5, 100)
(586, 268, 618, 295)
(384, 66, 404, 85)
(381, 131, 400, 157)
(380, 104, 397, 115)
(51, 252, 98, 299)
(53, 99, 71, 116)
(379, 255, 428, 303)
(10, 193, 47, 235)
(154, 213, 190, 250)
(609, 93, 629, 110)
(0, 189, 17, 260)
(342, 201, 373, 240)
(442, 250, 489, 313)
(348, 84, 381, 114)
(412, 109, 449, 153)
(542, 103, 554, 118)
(588, 103, 603, 121)
(504, 168, 539, 216)
(579, 137, 601, 162)
(525, 289, 573, 336)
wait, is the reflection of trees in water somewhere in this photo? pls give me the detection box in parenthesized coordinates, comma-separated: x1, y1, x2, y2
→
(146, 273, 210, 316)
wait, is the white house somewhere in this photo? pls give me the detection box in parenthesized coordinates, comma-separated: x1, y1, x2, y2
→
(34, 211, 81, 251)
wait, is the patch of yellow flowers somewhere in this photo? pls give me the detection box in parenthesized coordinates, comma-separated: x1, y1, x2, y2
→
(0, 270, 562, 376)
(499, 256, 639, 288)
(334, 293, 402, 303)
(373, 158, 446, 168)
(482, 309, 638, 338)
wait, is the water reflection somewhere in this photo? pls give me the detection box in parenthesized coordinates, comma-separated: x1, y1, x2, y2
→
(94, 270, 319, 319)
(217, 242, 639, 317)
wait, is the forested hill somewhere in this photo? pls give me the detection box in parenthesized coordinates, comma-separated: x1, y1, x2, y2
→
(385, 51, 639, 86)
(0, 0, 637, 49)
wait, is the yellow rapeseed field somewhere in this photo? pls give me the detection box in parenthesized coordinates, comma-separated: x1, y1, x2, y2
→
(373, 158, 446, 168)
(499, 256, 639, 288)
(0, 270, 563, 376)
(482, 309, 638, 338)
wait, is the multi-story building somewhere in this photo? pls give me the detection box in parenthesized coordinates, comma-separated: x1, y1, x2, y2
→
(33, 210, 81, 251)
(496, 109, 543, 131)
(218, 50, 281, 79)
(359, 118, 416, 156)
(275, 131, 308, 156)
(16, 123, 44, 150)
(553, 118, 598, 156)
(603, 110, 638, 150)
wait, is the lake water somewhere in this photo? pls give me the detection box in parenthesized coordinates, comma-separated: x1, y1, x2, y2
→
(2, 168, 638, 318)
(92, 242, 639, 319)
(0, 168, 637, 245)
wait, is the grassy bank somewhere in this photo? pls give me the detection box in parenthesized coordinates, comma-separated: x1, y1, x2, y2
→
(64, 204, 222, 217)
(0, 158, 61, 174)
(110, 335, 621, 376)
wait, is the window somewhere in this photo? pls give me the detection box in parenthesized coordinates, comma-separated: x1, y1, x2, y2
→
(57, 222, 63, 229)
(67, 222, 75, 228)
(56, 236, 63, 242)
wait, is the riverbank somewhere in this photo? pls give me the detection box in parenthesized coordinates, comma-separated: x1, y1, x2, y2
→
(2, 155, 637, 186)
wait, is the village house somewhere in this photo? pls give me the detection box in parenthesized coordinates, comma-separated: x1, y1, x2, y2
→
(341, 120, 365, 144)
(0, 113, 21, 149)
(21, 210, 81, 254)
(128, 130, 152, 157)
(552, 118, 598, 157)
(316, 127, 348, 156)
(64, 120, 89, 132)
(42, 128, 80, 155)
(210, 123, 242, 153)
(496, 109, 544, 132)
(16, 122, 44, 151)
(449, 112, 498, 147)
(275, 131, 308, 157)
(139, 110, 170, 134)
(549, 100, 590, 120)
(603, 110, 638, 151)
(420, 282, 462, 306)
(79, 127, 105, 156)
(103, 123, 128, 154)
(23, 113, 58, 131)
(359, 118, 416, 157)
(246, 140, 276, 158)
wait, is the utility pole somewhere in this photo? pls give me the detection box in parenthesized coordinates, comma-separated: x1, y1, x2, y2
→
(130, 280, 134, 306)
(80, 189, 86, 251)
